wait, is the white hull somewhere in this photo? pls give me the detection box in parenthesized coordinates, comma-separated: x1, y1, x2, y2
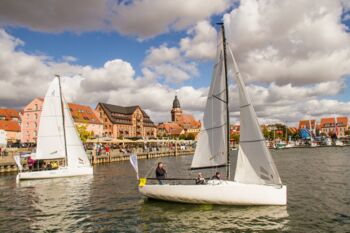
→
(139, 181, 287, 206)
(16, 166, 93, 182)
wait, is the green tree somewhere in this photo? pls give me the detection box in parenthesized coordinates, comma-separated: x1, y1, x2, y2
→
(179, 134, 186, 140)
(231, 134, 240, 143)
(186, 133, 195, 140)
(76, 124, 94, 143)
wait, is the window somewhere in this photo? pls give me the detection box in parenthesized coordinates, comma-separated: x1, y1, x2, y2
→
(34, 122, 37, 128)
(34, 131, 37, 137)
(35, 113, 38, 119)
(35, 104, 38, 110)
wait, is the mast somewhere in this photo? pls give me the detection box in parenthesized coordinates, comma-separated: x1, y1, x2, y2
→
(56, 75, 68, 166)
(219, 23, 231, 179)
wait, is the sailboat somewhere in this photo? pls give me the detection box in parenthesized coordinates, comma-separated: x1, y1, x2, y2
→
(16, 76, 93, 182)
(136, 24, 286, 205)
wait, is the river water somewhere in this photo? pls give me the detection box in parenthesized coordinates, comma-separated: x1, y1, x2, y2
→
(0, 147, 349, 232)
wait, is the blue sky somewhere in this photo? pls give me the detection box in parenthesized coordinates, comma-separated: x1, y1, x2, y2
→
(1, 0, 350, 124)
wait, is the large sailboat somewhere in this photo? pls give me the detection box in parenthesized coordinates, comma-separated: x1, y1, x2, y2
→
(137, 24, 287, 205)
(16, 76, 93, 182)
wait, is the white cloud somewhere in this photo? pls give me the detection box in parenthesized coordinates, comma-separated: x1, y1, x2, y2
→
(111, 0, 233, 38)
(180, 20, 217, 60)
(62, 56, 78, 62)
(224, 0, 350, 85)
(143, 44, 198, 84)
(0, 0, 233, 39)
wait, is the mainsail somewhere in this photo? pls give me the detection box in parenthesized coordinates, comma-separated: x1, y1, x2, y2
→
(191, 31, 227, 169)
(229, 47, 282, 185)
(34, 79, 65, 160)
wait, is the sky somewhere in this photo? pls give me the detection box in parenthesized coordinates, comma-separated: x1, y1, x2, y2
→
(1, 0, 350, 126)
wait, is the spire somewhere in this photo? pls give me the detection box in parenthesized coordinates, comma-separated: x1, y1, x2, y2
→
(172, 94, 181, 109)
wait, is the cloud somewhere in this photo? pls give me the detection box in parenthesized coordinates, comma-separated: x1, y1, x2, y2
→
(62, 56, 78, 62)
(0, 0, 110, 32)
(143, 44, 198, 84)
(0, 29, 206, 123)
(180, 20, 217, 60)
(0, 0, 232, 39)
(80, 59, 136, 92)
(224, 0, 350, 85)
(110, 0, 233, 38)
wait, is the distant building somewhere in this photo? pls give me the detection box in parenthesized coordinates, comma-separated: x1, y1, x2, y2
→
(21, 98, 103, 143)
(0, 108, 21, 143)
(68, 103, 103, 137)
(298, 119, 316, 130)
(157, 95, 201, 138)
(95, 103, 157, 139)
(157, 122, 184, 137)
(320, 116, 348, 138)
(0, 108, 20, 122)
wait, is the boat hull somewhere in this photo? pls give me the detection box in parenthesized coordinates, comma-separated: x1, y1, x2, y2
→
(139, 181, 287, 205)
(16, 166, 93, 181)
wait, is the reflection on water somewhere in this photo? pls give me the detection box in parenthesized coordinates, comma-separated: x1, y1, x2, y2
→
(0, 146, 350, 232)
(140, 200, 288, 232)
(18, 177, 92, 232)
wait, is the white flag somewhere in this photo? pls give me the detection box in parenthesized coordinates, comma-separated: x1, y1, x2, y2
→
(129, 153, 139, 180)
(14, 155, 23, 172)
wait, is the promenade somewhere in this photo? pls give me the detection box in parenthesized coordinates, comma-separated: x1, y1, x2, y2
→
(0, 142, 195, 173)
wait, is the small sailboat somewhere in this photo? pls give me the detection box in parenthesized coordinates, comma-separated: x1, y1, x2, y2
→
(16, 76, 93, 182)
(136, 24, 286, 205)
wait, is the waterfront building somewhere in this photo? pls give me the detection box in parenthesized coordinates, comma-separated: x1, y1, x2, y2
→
(0, 108, 21, 143)
(157, 95, 201, 138)
(320, 116, 348, 138)
(95, 103, 157, 139)
(298, 119, 317, 130)
(21, 98, 103, 143)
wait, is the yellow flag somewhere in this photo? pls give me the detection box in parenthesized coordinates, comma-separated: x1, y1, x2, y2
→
(139, 178, 147, 187)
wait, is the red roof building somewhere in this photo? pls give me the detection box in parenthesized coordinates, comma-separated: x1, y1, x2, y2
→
(320, 116, 348, 138)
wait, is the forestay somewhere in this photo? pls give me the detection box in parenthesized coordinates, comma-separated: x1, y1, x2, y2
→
(34, 79, 65, 160)
(191, 31, 227, 169)
(63, 97, 91, 167)
(229, 47, 282, 185)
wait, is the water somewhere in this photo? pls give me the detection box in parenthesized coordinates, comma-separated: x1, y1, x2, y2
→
(0, 147, 349, 232)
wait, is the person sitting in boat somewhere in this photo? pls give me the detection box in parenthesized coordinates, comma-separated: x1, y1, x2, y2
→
(51, 161, 59, 170)
(27, 156, 35, 171)
(195, 172, 205, 184)
(46, 162, 52, 170)
(155, 162, 166, 185)
(212, 172, 221, 180)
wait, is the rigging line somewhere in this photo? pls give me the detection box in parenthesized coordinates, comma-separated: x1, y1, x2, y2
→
(240, 103, 251, 108)
(201, 123, 226, 132)
(240, 139, 266, 143)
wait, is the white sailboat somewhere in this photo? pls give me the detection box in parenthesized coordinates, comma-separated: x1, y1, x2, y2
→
(137, 24, 287, 205)
(16, 76, 93, 182)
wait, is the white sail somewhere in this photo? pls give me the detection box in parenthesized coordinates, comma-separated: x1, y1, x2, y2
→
(63, 96, 91, 167)
(191, 32, 227, 169)
(229, 47, 282, 185)
(34, 78, 65, 160)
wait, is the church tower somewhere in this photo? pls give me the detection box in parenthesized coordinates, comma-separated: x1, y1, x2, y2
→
(171, 94, 182, 122)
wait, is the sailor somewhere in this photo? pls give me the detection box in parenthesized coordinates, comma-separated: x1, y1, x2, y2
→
(155, 162, 166, 185)
(195, 172, 205, 184)
(212, 172, 221, 180)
